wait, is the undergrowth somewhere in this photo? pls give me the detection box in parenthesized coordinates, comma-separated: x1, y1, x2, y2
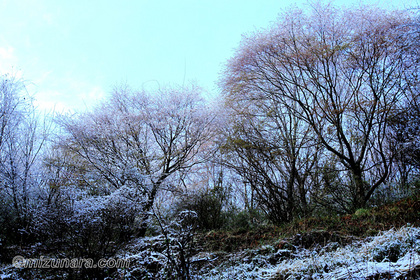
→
(198, 193, 420, 252)
(283, 193, 420, 238)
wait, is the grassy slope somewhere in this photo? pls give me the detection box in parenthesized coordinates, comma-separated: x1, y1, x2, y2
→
(199, 193, 420, 253)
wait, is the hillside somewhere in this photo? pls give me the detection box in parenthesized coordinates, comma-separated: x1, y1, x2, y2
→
(1, 194, 419, 279)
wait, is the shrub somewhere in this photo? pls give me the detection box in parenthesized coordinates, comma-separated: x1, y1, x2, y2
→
(31, 186, 142, 256)
(154, 210, 199, 280)
(228, 208, 267, 230)
(176, 187, 228, 231)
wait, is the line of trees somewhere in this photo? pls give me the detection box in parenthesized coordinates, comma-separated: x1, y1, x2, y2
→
(0, 3, 419, 274)
(220, 3, 420, 221)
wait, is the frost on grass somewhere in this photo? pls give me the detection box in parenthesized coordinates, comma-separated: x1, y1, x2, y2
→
(273, 226, 420, 280)
(109, 226, 419, 279)
(112, 210, 199, 280)
(195, 246, 279, 280)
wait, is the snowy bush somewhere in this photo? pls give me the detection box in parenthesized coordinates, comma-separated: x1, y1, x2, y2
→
(30, 185, 143, 259)
(111, 210, 199, 280)
(155, 210, 199, 280)
(372, 240, 403, 262)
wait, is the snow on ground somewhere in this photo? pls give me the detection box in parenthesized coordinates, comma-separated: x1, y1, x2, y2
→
(1, 226, 419, 279)
(265, 226, 420, 279)
(196, 226, 419, 279)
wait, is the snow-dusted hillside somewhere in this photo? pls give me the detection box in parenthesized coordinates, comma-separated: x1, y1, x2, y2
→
(1, 226, 419, 279)
(198, 226, 420, 280)
(268, 226, 420, 280)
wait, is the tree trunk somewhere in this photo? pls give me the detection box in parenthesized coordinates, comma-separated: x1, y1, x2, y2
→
(137, 184, 158, 237)
(352, 170, 367, 211)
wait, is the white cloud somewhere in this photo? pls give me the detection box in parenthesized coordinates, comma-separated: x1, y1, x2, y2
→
(0, 46, 14, 60)
(33, 89, 65, 112)
(33, 77, 107, 113)
(0, 46, 21, 76)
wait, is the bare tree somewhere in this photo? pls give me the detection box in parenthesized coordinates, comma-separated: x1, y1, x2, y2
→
(220, 90, 321, 223)
(222, 4, 414, 212)
(55, 84, 215, 236)
(388, 8, 420, 185)
(0, 75, 49, 241)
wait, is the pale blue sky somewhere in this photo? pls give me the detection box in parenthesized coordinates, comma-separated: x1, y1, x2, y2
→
(0, 0, 417, 111)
